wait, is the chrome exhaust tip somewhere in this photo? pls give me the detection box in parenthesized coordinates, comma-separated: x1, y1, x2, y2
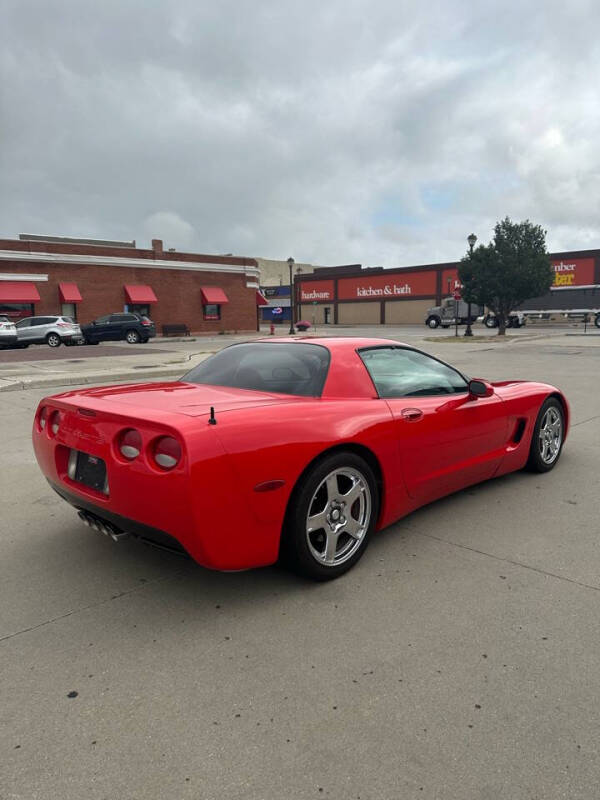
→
(77, 511, 130, 542)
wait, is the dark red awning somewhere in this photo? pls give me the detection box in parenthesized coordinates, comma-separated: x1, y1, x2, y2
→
(58, 282, 82, 303)
(0, 281, 41, 303)
(124, 284, 158, 303)
(200, 287, 229, 304)
(256, 291, 269, 306)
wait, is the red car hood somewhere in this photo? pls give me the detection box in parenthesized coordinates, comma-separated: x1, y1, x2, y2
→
(51, 381, 306, 417)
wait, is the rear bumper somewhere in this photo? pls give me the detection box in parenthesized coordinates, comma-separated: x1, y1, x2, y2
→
(49, 481, 188, 555)
(32, 401, 282, 571)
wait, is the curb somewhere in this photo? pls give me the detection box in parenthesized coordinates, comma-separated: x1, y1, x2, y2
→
(0, 365, 187, 393)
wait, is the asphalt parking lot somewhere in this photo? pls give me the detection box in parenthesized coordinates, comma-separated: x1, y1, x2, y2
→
(2, 332, 600, 799)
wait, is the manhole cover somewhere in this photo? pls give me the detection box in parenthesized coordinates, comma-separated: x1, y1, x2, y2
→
(133, 364, 161, 369)
(67, 359, 85, 363)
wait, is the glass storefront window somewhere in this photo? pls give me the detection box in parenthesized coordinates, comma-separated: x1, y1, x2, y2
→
(203, 304, 221, 320)
(0, 303, 34, 320)
(129, 304, 150, 317)
(61, 302, 77, 320)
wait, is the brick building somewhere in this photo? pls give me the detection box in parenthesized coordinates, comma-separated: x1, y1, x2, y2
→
(294, 250, 600, 325)
(0, 234, 263, 333)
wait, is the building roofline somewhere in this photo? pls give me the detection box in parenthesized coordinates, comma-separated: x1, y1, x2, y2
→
(0, 248, 260, 278)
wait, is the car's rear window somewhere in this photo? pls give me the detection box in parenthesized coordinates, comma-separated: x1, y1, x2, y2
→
(182, 342, 330, 396)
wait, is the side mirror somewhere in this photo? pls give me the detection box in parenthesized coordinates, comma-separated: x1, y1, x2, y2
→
(468, 378, 494, 398)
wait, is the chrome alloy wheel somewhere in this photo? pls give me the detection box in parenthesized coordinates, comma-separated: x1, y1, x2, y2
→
(539, 406, 562, 464)
(305, 467, 372, 567)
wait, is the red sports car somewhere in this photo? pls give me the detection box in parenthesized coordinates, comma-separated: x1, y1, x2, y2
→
(32, 338, 568, 580)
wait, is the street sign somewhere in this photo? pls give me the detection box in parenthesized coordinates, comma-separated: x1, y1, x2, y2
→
(453, 290, 461, 301)
(272, 307, 283, 315)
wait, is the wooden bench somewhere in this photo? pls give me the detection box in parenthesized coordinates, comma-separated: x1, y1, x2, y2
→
(162, 323, 190, 337)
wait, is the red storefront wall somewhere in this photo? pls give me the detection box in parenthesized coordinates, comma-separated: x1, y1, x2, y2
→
(337, 270, 437, 300)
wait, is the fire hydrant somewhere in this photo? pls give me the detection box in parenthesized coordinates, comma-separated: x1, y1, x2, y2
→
(270, 322, 275, 335)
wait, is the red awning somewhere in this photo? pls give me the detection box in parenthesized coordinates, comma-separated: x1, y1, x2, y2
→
(124, 284, 158, 304)
(58, 282, 82, 303)
(0, 281, 41, 303)
(256, 291, 269, 306)
(200, 287, 229, 304)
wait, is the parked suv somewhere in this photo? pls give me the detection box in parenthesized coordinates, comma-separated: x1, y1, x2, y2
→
(81, 313, 156, 344)
(0, 315, 18, 348)
(15, 316, 83, 347)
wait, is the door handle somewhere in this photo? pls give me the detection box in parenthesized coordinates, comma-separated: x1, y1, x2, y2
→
(401, 407, 423, 421)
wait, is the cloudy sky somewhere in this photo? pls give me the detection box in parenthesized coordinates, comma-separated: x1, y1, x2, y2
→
(2, 0, 600, 267)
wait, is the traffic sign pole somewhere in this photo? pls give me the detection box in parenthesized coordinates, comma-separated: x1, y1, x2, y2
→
(453, 290, 461, 337)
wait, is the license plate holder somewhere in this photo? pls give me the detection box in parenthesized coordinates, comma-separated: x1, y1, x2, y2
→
(73, 451, 108, 493)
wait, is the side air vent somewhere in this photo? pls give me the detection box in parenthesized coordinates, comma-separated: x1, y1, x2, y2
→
(512, 418, 526, 443)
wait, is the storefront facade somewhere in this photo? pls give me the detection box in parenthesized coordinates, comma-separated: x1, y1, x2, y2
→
(295, 250, 600, 325)
(258, 285, 292, 323)
(0, 235, 262, 333)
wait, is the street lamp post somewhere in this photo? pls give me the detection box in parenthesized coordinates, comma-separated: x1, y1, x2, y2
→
(287, 257, 295, 335)
(464, 233, 477, 337)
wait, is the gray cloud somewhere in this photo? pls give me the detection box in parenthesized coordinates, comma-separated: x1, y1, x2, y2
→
(2, 0, 600, 265)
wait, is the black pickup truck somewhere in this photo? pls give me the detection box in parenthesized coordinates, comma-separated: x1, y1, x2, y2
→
(81, 313, 156, 344)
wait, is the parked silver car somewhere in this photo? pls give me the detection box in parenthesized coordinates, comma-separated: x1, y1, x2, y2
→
(0, 315, 18, 348)
(15, 316, 83, 348)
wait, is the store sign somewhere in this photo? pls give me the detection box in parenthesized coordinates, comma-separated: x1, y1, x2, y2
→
(300, 280, 334, 302)
(442, 269, 460, 292)
(551, 258, 595, 288)
(337, 271, 436, 301)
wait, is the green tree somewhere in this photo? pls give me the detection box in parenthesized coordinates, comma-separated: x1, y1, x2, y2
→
(458, 217, 554, 335)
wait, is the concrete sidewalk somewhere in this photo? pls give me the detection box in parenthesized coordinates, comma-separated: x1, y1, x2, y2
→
(0, 347, 211, 392)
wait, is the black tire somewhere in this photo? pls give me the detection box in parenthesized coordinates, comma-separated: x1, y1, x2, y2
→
(594, 314, 600, 329)
(84, 337, 99, 345)
(46, 332, 61, 347)
(281, 451, 379, 581)
(125, 329, 140, 344)
(141, 338, 149, 343)
(484, 315, 497, 328)
(526, 397, 565, 473)
(426, 316, 440, 329)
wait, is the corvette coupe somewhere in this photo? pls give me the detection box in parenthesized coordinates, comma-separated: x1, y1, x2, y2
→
(32, 338, 568, 580)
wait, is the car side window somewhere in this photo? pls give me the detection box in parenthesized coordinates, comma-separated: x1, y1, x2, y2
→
(16, 318, 31, 328)
(359, 347, 468, 397)
(95, 315, 111, 324)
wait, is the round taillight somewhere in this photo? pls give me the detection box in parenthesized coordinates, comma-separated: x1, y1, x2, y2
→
(119, 429, 142, 460)
(39, 406, 48, 430)
(50, 411, 61, 435)
(153, 436, 181, 470)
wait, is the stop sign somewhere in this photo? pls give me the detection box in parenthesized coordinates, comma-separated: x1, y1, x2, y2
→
(453, 289, 461, 301)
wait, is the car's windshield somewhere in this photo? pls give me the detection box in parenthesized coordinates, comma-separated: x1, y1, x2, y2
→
(182, 342, 330, 396)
